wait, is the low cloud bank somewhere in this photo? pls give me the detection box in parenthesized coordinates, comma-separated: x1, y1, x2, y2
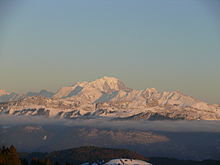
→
(1, 115, 220, 132)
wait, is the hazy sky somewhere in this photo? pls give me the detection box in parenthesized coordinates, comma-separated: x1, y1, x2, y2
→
(0, 0, 220, 104)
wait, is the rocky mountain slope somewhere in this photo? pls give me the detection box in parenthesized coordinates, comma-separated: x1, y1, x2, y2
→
(0, 76, 220, 120)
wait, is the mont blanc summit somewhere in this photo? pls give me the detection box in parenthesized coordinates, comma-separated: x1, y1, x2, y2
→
(0, 77, 220, 120)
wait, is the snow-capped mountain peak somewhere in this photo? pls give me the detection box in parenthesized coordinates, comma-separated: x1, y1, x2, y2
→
(85, 76, 128, 92)
(0, 89, 10, 96)
(53, 77, 129, 99)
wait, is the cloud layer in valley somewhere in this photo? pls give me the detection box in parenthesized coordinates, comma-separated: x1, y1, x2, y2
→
(1, 115, 220, 133)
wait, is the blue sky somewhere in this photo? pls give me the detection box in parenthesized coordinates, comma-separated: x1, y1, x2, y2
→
(0, 0, 220, 103)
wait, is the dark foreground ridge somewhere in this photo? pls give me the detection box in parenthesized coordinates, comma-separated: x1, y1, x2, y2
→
(0, 145, 21, 165)
(1, 145, 220, 165)
(20, 146, 147, 165)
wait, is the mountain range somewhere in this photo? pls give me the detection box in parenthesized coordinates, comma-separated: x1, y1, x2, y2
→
(0, 89, 54, 103)
(0, 76, 220, 120)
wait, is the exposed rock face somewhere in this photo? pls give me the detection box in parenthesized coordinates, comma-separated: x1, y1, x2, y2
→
(0, 76, 220, 120)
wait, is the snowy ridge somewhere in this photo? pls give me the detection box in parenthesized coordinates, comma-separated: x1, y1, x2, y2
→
(104, 159, 152, 165)
(81, 159, 152, 165)
(0, 76, 220, 120)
